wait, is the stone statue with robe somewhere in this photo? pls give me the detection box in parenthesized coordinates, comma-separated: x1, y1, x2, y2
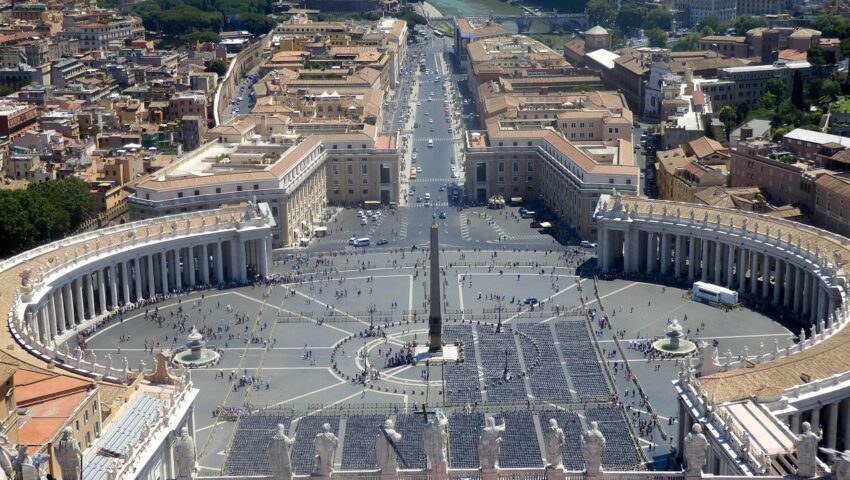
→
(55, 427, 82, 480)
(0, 434, 14, 480)
(795, 421, 822, 478)
(544, 419, 565, 469)
(376, 419, 402, 474)
(312, 423, 338, 477)
(173, 426, 197, 480)
(268, 423, 296, 480)
(684, 424, 709, 476)
(581, 421, 606, 475)
(423, 413, 449, 479)
(478, 416, 505, 470)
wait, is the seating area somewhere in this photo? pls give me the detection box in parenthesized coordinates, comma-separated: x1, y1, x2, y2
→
(443, 325, 482, 404)
(447, 412, 484, 468)
(518, 323, 572, 402)
(555, 321, 611, 399)
(225, 414, 292, 476)
(540, 410, 585, 470)
(495, 411, 543, 468)
(586, 407, 643, 470)
(477, 325, 528, 402)
(291, 415, 341, 475)
(394, 414, 427, 469)
(341, 415, 383, 470)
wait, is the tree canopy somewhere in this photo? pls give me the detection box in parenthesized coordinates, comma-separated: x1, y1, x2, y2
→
(696, 16, 726, 35)
(0, 179, 96, 258)
(132, 0, 275, 38)
(731, 15, 767, 35)
(647, 28, 668, 48)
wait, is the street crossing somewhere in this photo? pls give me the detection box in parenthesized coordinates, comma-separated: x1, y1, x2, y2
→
(410, 177, 456, 183)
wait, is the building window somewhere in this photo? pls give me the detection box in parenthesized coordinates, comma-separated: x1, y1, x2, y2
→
(362, 189, 369, 194)
(216, 188, 221, 194)
(194, 190, 200, 196)
(361, 164, 368, 175)
(253, 184, 259, 190)
(237, 186, 243, 191)
(177, 192, 183, 198)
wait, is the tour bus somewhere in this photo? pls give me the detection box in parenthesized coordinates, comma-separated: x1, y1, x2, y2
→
(410, 168, 417, 179)
(428, 139, 434, 148)
(692, 281, 738, 307)
(354, 238, 370, 247)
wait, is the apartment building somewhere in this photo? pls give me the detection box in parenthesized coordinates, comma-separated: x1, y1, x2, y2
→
(0, 101, 38, 138)
(455, 17, 510, 63)
(729, 138, 817, 209)
(129, 116, 399, 247)
(465, 114, 639, 239)
(58, 14, 144, 50)
(677, 0, 737, 26)
(655, 145, 727, 203)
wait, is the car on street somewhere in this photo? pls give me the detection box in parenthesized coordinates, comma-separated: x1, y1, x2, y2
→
(424, 193, 430, 200)
(424, 201, 431, 207)
(408, 190, 415, 196)
(439, 186, 445, 191)
(360, 218, 368, 225)
(438, 210, 446, 219)
(377, 239, 389, 246)
(417, 166, 422, 173)
(523, 297, 539, 305)
(580, 240, 597, 248)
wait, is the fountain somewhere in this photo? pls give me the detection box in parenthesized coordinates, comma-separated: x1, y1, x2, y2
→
(652, 318, 697, 356)
(172, 326, 220, 367)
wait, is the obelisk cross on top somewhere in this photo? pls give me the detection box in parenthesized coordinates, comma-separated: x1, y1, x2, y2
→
(428, 210, 442, 352)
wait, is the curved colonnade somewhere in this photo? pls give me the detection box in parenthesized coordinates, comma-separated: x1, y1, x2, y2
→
(2, 203, 276, 382)
(595, 194, 850, 475)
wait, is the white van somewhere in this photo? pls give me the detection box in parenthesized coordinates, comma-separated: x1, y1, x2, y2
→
(354, 238, 371, 247)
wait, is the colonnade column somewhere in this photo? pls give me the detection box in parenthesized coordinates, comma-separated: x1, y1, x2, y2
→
(200, 244, 210, 285)
(842, 399, 850, 450)
(238, 240, 247, 282)
(109, 265, 118, 308)
(47, 292, 58, 340)
(260, 238, 269, 277)
(726, 245, 735, 288)
(121, 262, 130, 305)
(714, 242, 723, 285)
(646, 232, 655, 274)
(794, 268, 804, 313)
(750, 250, 759, 295)
(790, 414, 801, 434)
(738, 246, 746, 290)
(827, 402, 839, 450)
(784, 262, 793, 308)
(73, 278, 84, 325)
(174, 248, 183, 292)
(660, 233, 671, 274)
(700, 239, 708, 282)
(61, 283, 72, 333)
(762, 253, 771, 298)
(98, 269, 107, 315)
(37, 309, 48, 344)
(674, 235, 683, 278)
(147, 254, 156, 298)
(54, 289, 66, 336)
(230, 241, 239, 283)
(187, 246, 196, 287)
(803, 274, 813, 317)
(160, 251, 169, 293)
(215, 242, 224, 284)
(688, 237, 696, 281)
(135, 257, 143, 301)
(85, 273, 95, 319)
(773, 259, 784, 305)
(812, 407, 822, 439)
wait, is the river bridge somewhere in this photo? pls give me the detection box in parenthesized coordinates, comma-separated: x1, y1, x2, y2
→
(425, 13, 588, 34)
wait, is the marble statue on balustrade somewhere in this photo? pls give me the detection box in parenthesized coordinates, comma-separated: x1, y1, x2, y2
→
(423, 412, 449, 479)
(12, 445, 45, 480)
(544, 419, 565, 469)
(55, 426, 82, 480)
(377, 419, 402, 474)
(312, 423, 338, 477)
(478, 416, 505, 470)
(684, 424, 708, 477)
(795, 421, 823, 478)
(820, 448, 850, 480)
(581, 421, 606, 476)
(173, 426, 197, 480)
(268, 423, 296, 480)
(0, 435, 12, 480)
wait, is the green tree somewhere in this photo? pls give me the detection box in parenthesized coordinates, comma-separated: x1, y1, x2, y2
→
(397, 12, 427, 29)
(771, 126, 790, 142)
(730, 15, 767, 35)
(759, 92, 777, 111)
(812, 11, 850, 38)
(647, 28, 668, 48)
(765, 78, 787, 99)
(820, 79, 841, 102)
(791, 70, 804, 109)
(180, 30, 220, 44)
(615, 3, 645, 34)
(208, 59, 227, 77)
(718, 105, 737, 138)
(734, 101, 750, 123)
(696, 16, 725, 35)
(585, 0, 615, 26)
(645, 8, 672, 31)
(673, 32, 702, 51)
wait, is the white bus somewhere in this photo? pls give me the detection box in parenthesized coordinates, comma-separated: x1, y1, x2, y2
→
(692, 281, 738, 307)
(353, 238, 371, 247)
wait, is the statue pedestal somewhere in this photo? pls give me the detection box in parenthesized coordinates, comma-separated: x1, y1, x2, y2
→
(546, 467, 566, 480)
(585, 468, 603, 480)
(685, 471, 703, 480)
(481, 468, 498, 480)
(380, 472, 399, 480)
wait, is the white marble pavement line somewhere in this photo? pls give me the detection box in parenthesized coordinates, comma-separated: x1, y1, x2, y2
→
(306, 387, 409, 417)
(264, 380, 350, 409)
(232, 291, 356, 337)
(596, 332, 794, 343)
(503, 279, 584, 324)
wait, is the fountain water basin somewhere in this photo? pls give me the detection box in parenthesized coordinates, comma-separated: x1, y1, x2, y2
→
(651, 318, 697, 356)
(172, 326, 220, 367)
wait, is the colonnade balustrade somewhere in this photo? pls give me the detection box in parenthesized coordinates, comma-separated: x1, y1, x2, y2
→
(4, 204, 276, 382)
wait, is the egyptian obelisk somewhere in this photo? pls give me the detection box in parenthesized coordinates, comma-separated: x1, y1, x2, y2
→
(428, 213, 442, 352)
